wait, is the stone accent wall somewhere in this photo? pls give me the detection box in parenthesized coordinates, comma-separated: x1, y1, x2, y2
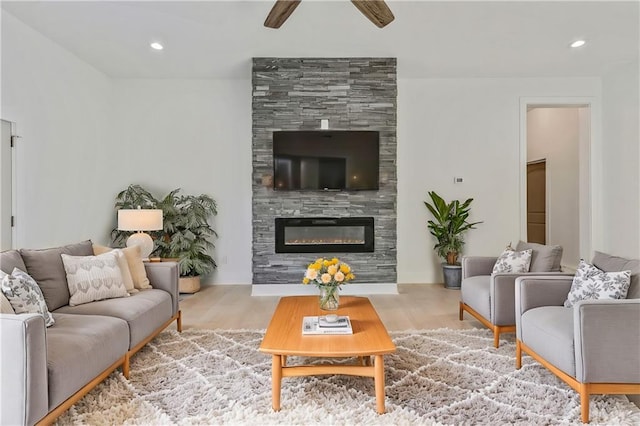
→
(252, 58, 397, 285)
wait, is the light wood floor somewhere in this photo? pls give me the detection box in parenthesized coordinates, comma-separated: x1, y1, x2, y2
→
(176, 284, 485, 331)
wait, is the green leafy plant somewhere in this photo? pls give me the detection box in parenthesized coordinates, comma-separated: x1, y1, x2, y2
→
(112, 184, 218, 277)
(424, 191, 482, 265)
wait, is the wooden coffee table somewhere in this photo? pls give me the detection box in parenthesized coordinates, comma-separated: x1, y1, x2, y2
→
(259, 296, 396, 414)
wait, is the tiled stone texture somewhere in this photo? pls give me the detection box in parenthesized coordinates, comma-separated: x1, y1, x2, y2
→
(252, 58, 397, 284)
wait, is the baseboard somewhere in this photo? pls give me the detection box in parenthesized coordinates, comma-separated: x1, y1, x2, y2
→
(251, 283, 398, 296)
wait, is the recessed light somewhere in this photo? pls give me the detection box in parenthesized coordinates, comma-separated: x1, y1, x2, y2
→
(570, 40, 586, 48)
(150, 42, 164, 50)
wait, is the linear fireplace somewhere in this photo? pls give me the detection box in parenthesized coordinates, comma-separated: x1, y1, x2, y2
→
(275, 217, 374, 253)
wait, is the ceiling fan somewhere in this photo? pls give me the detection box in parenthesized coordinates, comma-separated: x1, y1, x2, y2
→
(264, 0, 395, 29)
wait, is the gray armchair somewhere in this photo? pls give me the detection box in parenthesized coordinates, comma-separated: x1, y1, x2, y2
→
(459, 241, 566, 347)
(515, 251, 640, 423)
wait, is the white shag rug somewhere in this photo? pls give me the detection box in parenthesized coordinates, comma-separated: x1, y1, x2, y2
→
(55, 328, 639, 425)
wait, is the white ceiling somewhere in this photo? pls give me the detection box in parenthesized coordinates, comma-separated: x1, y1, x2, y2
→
(2, 0, 638, 79)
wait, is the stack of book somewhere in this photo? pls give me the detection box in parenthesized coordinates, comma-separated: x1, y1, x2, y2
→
(302, 315, 353, 335)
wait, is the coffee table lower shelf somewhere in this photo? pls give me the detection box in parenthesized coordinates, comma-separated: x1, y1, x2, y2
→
(270, 354, 387, 413)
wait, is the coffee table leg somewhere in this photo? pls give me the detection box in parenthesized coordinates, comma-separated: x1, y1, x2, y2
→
(374, 355, 386, 414)
(272, 355, 282, 411)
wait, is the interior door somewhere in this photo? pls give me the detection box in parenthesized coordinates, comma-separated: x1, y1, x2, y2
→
(527, 160, 546, 244)
(0, 120, 12, 250)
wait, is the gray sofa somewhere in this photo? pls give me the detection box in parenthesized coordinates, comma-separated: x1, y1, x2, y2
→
(0, 240, 182, 426)
(459, 241, 568, 347)
(515, 251, 640, 423)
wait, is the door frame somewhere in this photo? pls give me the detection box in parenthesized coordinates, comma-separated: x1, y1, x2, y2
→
(519, 97, 601, 261)
(1, 119, 18, 249)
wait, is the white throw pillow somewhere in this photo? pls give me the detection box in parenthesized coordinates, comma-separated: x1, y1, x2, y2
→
(564, 259, 631, 308)
(1, 269, 55, 326)
(62, 251, 129, 306)
(492, 248, 533, 274)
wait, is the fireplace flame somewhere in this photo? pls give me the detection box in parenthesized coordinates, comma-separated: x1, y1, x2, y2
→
(286, 239, 365, 245)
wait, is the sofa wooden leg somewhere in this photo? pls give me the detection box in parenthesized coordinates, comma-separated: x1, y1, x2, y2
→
(515, 340, 522, 369)
(123, 352, 130, 379)
(176, 310, 183, 332)
(459, 302, 464, 321)
(580, 383, 590, 423)
(493, 327, 500, 348)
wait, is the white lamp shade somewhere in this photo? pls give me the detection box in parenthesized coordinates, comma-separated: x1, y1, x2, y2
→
(118, 209, 163, 231)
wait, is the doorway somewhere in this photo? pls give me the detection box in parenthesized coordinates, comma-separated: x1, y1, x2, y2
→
(521, 101, 594, 270)
(527, 160, 546, 244)
(1, 119, 13, 250)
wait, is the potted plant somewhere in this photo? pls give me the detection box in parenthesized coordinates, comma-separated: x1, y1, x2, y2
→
(424, 191, 482, 289)
(112, 185, 218, 293)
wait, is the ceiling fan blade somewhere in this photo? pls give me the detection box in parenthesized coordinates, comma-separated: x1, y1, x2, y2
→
(264, 0, 302, 29)
(351, 0, 395, 28)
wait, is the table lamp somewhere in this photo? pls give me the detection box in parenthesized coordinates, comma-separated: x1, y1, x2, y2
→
(117, 208, 163, 260)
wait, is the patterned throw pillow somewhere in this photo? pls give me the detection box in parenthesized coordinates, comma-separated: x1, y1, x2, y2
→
(492, 248, 533, 274)
(1, 269, 55, 327)
(564, 259, 631, 308)
(62, 251, 129, 307)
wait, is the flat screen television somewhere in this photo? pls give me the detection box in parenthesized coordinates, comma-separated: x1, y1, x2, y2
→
(273, 130, 379, 191)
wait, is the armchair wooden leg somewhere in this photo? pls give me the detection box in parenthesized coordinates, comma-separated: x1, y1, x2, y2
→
(515, 340, 522, 369)
(459, 302, 464, 321)
(176, 310, 182, 332)
(493, 327, 500, 348)
(580, 383, 590, 423)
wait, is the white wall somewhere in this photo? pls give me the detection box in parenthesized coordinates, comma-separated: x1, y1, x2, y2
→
(1, 12, 113, 248)
(526, 107, 582, 269)
(1, 14, 253, 285)
(397, 78, 601, 283)
(601, 61, 640, 258)
(109, 79, 253, 284)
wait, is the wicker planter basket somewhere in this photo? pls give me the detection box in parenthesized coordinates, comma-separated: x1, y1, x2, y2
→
(179, 276, 201, 294)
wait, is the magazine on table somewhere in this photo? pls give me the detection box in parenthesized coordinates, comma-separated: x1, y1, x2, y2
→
(302, 315, 353, 335)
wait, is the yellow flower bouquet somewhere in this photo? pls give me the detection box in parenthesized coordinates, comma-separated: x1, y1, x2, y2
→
(303, 257, 355, 310)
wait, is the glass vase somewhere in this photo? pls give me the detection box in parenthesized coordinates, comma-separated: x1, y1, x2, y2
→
(319, 285, 339, 311)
